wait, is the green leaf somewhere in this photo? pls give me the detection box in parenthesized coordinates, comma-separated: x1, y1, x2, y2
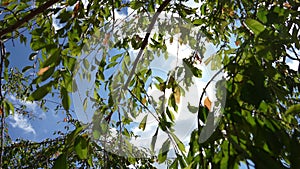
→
(74, 136, 89, 160)
(28, 82, 52, 101)
(83, 98, 88, 112)
(285, 104, 300, 115)
(158, 139, 171, 163)
(53, 154, 67, 169)
(66, 126, 84, 145)
(43, 48, 61, 67)
(192, 19, 203, 26)
(166, 107, 175, 122)
(183, 162, 194, 169)
(244, 18, 266, 35)
(171, 132, 186, 153)
(138, 115, 148, 131)
(3, 100, 14, 116)
(188, 103, 198, 113)
(30, 38, 47, 51)
(151, 127, 159, 152)
(129, 1, 143, 9)
(61, 87, 71, 111)
(83, 58, 90, 69)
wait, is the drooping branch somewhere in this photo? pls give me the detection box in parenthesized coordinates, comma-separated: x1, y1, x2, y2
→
(105, 0, 172, 123)
(0, 0, 61, 38)
(122, 0, 172, 90)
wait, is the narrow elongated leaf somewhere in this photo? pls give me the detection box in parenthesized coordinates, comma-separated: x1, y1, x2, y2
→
(286, 104, 300, 115)
(150, 127, 159, 152)
(61, 87, 71, 111)
(43, 48, 61, 67)
(83, 98, 88, 112)
(138, 115, 148, 131)
(28, 82, 52, 101)
(83, 58, 90, 69)
(171, 132, 186, 153)
(158, 139, 171, 163)
(193, 19, 203, 26)
(166, 107, 175, 122)
(37, 66, 50, 76)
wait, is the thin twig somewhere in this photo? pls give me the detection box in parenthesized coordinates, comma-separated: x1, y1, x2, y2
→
(0, 0, 61, 38)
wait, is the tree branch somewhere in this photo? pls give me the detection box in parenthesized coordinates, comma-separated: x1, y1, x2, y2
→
(105, 0, 171, 123)
(0, 0, 61, 38)
(0, 41, 5, 168)
(122, 0, 171, 90)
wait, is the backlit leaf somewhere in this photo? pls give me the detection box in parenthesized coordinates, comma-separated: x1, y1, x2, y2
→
(204, 97, 211, 111)
(74, 136, 89, 160)
(138, 115, 148, 131)
(28, 82, 52, 101)
(244, 18, 266, 35)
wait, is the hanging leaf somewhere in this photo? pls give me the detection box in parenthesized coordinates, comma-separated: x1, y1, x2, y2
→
(204, 97, 211, 111)
(138, 115, 148, 131)
(174, 86, 181, 104)
(166, 107, 175, 122)
(244, 18, 266, 35)
(28, 82, 52, 101)
(187, 103, 198, 113)
(61, 87, 71, 111)
(74, 136, 89, 160)
(285, 104, 300, 115)
(83, 58, 90, 69)
(158, 139, 171, 163)
(37, 66, 50, 76)
(170, 132, 186, 153)
(193, 19, 203, 26)
(83, 98, 88, 112)
(150, 127, 159, 152)
(43, 48, 61, 67)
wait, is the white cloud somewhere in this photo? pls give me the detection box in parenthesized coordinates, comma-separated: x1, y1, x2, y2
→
(9, 113, 36, 135)
(8, 95, 37, 112)
(287, 60, 299, 71)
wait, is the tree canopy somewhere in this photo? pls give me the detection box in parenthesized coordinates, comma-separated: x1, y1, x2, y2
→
(0, 0, 300, 168)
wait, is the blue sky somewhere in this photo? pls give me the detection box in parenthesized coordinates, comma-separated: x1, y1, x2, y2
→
(5, 35, 74, 142)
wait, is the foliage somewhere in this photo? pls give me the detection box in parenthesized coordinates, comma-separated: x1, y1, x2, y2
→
(0, 0, 300, 168)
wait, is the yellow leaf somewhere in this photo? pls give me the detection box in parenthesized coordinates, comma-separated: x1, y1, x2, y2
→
(204, 97, 211, 111)
(174, 86, 181, 104)
(142, 97, 147, 105)
(37, 66, 50, 76)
